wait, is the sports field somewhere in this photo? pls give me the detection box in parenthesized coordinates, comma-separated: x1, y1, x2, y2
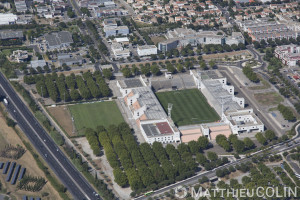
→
(156, 89, 220, 126)
(69, 101, 124, 134)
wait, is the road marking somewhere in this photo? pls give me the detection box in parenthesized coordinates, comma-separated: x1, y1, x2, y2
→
(0, 80, 91, 200)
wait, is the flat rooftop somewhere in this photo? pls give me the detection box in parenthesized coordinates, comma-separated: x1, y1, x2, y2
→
(200, 70, 222, 80)
(141, 121, 174, 137)
(132, 86, 167, 120)
(203, 79, 241, 112)
(119, 78, 144, 89)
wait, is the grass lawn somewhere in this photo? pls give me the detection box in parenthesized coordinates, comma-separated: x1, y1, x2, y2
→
(69, 101, 124, 134)
(156, 89, 220, 126)
(254, 92, 283, 106)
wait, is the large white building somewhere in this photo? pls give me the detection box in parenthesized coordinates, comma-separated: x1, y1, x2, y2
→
(224, 110, 264, 134)
(190, 70, 264, 135)
(137, 45, 157, 57)
(158, 28, 245, 52)
(117, 77, 181, 144)
(0, 13, 18, 25)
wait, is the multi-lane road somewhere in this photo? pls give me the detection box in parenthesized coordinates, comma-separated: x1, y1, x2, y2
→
(0, 72, 100, 200)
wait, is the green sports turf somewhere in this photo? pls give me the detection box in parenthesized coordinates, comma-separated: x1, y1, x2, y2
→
(69, 101, 124, 135)
(156, 89, 220, 126)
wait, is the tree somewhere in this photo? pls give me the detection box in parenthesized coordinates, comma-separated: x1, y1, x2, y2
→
(207, 151, 218, 161)
(141, 65, 151, 76)
(198, 136, 209, 150)
(232, 140, 245, 154)
(216, 134, 231, 152)
(122, 67, 131, 78)
(188, 141, 199, 154)
(209, 60, 216, 68)
(176, 63, 184, 72)
(196, 153, 208, 166)
(277, 104, 295, 121)
(200, 61, 208, 70)
(102, 69, 113, 80)
(264, 130, 276, 141)
(70, 89, 81, 101)
(166, 64, 176, 74)
(255, 132, 267, 145)
(150, 65, 161, 76)
(242, 66, 259, 83)
(216, 169, 224, 177)
(243, 137, 255, 149)
(131, 65, 140, 76)
(67, 8, 75, 18)
(199, 176, 209, 184)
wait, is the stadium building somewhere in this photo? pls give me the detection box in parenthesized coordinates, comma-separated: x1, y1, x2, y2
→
(117, 77, 181, 144)
(190, 70, 264, 135)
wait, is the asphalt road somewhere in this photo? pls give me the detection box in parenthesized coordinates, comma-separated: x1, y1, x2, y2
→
(0, 72, 100, 200)
(286, 154, 300, 175)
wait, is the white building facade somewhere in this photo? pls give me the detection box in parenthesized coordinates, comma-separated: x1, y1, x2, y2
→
(137, 45, 158, 56)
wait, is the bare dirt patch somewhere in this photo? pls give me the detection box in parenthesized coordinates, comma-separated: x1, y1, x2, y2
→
(254, 92, 283, 106)
(0, 111, 60, 200)
(202, 50, 251, 60)
(47, 105, 75, 137)
(151, 36, 166, 45)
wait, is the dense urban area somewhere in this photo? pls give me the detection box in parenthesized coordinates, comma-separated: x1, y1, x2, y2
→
(0, 0, 299, 199)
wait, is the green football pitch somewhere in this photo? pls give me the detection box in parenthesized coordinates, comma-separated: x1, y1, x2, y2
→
(69, 101, 124, 134)
(156, 89, 220, 126)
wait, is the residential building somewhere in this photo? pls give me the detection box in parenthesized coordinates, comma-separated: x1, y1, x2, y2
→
(274, 45, 300, 66)
(250, 30, 297, 42)
(137, 45, 157, 56)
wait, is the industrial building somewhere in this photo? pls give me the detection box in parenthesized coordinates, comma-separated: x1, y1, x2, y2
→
(14, 0, 27, 12)
(117, 77, 181, 144)
(157, 39, 178, 52)
(94, 7, 128, 17)
(274, 44, 300, 67)
(0, 13, 18, 25)
(111, 42, 130, 58)
(158, 28, 245, 52)
(137, 45, 158, 57)
(57, 54, 84, 66)
(44, 31, 73, 51)
(30, 60, 47, 69)
(103, 26, 129, 37)
(0, 30, 24, 40)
